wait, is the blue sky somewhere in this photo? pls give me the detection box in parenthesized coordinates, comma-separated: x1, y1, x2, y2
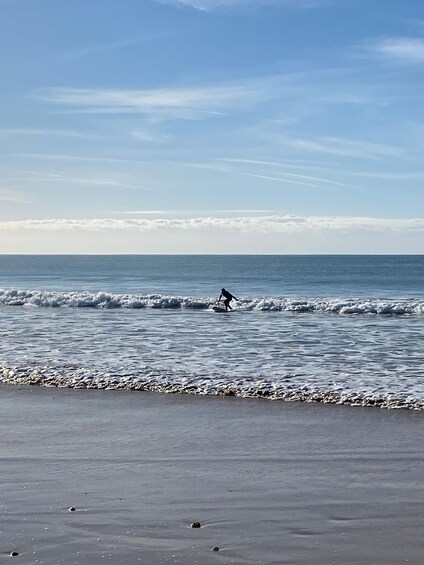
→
(1, 0, 424, 253)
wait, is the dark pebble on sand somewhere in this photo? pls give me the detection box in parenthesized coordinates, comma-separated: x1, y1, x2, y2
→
(190, 522, 201, 528)
(68, 507, 76, 512)
(10, 551, 19, 557)
(212, 546, 219, 552)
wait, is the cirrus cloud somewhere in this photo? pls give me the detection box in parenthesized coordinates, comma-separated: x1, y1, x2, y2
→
(152, 0, 326, 11)
(35, 81, 271, 118)
(0, 189, 29, 204)
(374, 37, 424, 62)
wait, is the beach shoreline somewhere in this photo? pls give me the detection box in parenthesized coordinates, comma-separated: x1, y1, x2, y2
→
(2, 366, 423, 412)
(1, 384, 423, 564)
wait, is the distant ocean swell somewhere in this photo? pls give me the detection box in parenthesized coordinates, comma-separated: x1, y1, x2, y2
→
(1, 364, 423, 411)
(1, 289, 424, 315)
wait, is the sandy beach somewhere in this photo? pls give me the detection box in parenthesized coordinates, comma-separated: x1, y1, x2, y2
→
(1, 384, 423, 564)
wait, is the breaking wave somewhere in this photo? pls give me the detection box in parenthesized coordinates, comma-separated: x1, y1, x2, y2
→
(0, 288, 424, 315)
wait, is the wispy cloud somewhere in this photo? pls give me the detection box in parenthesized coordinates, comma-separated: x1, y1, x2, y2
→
(35, 81, 274, 118)
(132, 128, 170, 143)
(353, 171, 424, 180)
(14, 152, 133, 164)
(241, 172, 323, 190)
(1, 215, 423, 233)
(0, 128, 100, 139)
(374, 37, 424, 62)
(2, 169, 150, 191)
(46, 176, 147, 190)
(61, 36, 155, 61)
(214, 157, 342, 171)
(34, 67, 397, 127)
(153, 0, 325, 11)
(182, 162, 232, 173)
(0, 189, 29, 204)
(215, 157, 356, 188)
(274, 134, 406, 160)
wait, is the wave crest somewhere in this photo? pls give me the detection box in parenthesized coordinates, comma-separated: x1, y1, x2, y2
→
(0, 288, 423, 315)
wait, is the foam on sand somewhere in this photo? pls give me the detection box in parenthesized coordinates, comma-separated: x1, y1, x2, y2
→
(1, 363, 423, 411)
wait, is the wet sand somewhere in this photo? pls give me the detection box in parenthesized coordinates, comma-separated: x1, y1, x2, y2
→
(0, 384, 423, 564)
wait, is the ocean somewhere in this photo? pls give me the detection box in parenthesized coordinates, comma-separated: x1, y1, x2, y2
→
(0, 255, 423, 410)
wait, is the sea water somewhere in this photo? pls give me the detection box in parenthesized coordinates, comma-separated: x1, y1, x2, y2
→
(0, 255, 423, 409)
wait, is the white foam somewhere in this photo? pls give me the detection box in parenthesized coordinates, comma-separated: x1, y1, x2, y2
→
(0, 288, 423, 315)
(1, 363, 423, 411)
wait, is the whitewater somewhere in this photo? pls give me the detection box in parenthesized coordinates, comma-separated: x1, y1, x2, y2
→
(1, 289, 424, 315)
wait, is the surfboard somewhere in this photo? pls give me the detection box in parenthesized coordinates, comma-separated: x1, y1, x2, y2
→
(212, 306, 228, 313)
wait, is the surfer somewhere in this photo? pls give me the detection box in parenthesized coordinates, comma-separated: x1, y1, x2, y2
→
(218, 288, 239, 311)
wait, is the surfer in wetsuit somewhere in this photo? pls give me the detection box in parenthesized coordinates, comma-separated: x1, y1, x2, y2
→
(219, 288, 239, 311)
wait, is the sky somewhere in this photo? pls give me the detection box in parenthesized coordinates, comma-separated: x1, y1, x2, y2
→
(1, 0, 424, 253)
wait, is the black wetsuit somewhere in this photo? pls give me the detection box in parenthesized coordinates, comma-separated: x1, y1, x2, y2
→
(219, 289, 237, 310)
